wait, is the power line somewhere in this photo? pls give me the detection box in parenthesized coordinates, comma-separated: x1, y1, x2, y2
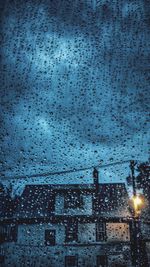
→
(1, 160, 131, 181)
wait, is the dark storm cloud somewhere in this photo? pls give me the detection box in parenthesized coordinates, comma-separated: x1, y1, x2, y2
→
(0, 0, 149, 178)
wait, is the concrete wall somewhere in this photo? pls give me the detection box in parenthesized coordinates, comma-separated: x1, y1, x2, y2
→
(1, 222, 133, 266)
(1, 242, 132, 267)
(17, 222, 130, 245)
(17, 223, 65, 246)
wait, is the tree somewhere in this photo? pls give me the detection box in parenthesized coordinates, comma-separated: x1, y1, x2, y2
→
(136, 162, 150, 203)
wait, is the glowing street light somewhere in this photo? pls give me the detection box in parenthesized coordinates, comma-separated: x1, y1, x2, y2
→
(129, 161, 149, 267)
(130, 194, 145, 217)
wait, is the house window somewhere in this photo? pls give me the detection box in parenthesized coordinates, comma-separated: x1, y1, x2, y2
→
(65, 256, 78, 267)
(97, 255, 108, 267)
(45, 230, 55, 246)
(0, 225, 17, 243)
(64, 192, 83, 209)
(0, 247, 4, 263)
(96, 222, 106, 241)
(48, 194, 55, 212)
(65, 222, 78, 242)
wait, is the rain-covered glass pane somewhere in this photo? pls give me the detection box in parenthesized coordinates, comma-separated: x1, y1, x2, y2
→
(0, 0, 149, 267)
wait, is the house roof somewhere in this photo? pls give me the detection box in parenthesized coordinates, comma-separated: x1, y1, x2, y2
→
(14, 183, 130, 219)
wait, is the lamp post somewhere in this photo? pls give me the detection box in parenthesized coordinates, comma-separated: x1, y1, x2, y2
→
(129, 161, 147, 267)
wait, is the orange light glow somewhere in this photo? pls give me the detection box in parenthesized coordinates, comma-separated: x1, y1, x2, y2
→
(131, 195, 144, 216)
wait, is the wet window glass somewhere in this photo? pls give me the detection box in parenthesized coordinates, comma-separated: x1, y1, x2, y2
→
(0, 0, 149, 266)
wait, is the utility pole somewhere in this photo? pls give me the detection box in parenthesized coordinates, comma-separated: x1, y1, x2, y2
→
(130, 160, 136, 197)
(130, 160, 140, 267)
(130, 161, 148, 267)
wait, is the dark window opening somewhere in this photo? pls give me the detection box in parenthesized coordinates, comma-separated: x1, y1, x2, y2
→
(65, 256, 78, 267)
(0, 247, 4, 263)
(0, 225, 17, 243)
(65, 222, 78, 242)
(96, 222, 107, 241)
(64, 192, 83, 209)
(97, 255, 108, 267)
(45, 230, 55, 246)
(48, 194, 55, 212)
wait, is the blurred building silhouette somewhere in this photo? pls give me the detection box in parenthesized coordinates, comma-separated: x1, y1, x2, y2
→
(0, 172, 149, 267)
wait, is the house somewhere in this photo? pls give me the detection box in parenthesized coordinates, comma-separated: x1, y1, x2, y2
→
(0, 170, 149, 267)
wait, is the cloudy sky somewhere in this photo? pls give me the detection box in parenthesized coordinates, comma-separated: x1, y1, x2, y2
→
(1, 0, 149, 188)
